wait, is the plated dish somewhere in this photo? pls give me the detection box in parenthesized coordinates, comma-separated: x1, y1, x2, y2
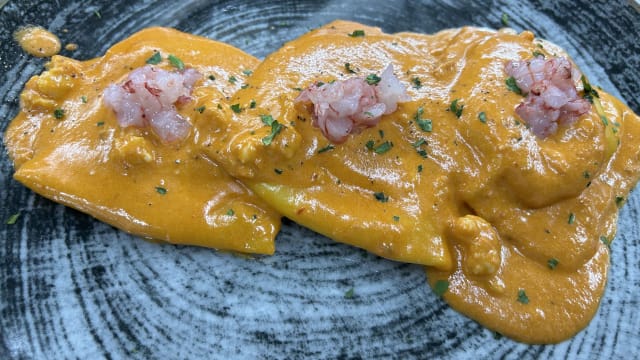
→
(1, 0, 640, 358)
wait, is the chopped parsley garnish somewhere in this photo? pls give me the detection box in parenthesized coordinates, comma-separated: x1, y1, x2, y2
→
(208, 75, 216, 81)
(226, 209, 235, 216)
(53, 108, 65, 119)
(393, 215, 400, 222)
(581, 75, 599, 103)
(229, 76, 238, 84)
(547, 258, 559, 270)
(6, 212, 20, 225)
(615, 196, 625, 207)
(348, 30, 365, 37)
(155, 186, 167, 195)
(365, 74, 381, 85)
(96, 121, 104, 127)
(413, 138, 428, 158)
(260, 114, 283, 145)
(501, 13, 509, 26)
(414, 107, 432, 132)
(433, 280, 449, 297)
(146, 52, 162, 65)
(80, 95, 88, 103)
(344, 62, 357, 74)
(517, 289, 529, 304)
(242, 69, 253, 76)
(532, 50, 545, 58)
(600, 114, 609, 126)
(344, 287, 355, 299)
(412, 138, 426, 147)
(274, 168, 283, 174)
(292, 87, 303, 91)
(317, 144, 335, 153)
(241, 84, 250, 89)
(568, 212, 576, 224)
(196, 106, 206, 114)
(374, 192, 389, 202)
(168, 54, 184, 70)
(417, 164, 423, 173)
(505, 76, 523, 95)
(600, 235, 611, 247)
(478, 111, 487, 123)
(366, 140, 393, 154)
(249, 99, 257, 109)
(94, 10, 102, 19)
(230, 104, 242, 113)
(583, 171, 590, 179)
(449, 99, 464, 118)
(412, 77, 422, 89)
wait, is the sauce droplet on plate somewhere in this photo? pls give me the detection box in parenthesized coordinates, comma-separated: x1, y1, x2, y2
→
(13, 26, 61, 57)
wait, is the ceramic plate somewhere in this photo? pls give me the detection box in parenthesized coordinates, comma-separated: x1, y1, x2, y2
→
(1, 1, 639, 358)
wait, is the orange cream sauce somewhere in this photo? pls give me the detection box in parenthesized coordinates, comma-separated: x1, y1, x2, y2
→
(14, 26, 61, 57)
(202, 21, 640, 342)
(4, 27, 280, 254)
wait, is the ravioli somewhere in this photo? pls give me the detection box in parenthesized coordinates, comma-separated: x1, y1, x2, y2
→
(202, 21, 640, 342)
(4, 27, 281, 254)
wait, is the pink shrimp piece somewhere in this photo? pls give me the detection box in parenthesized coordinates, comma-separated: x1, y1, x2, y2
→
(103, 65, 201, 143)
(295, 64, 409, 143)
(505, 56, 591, 138)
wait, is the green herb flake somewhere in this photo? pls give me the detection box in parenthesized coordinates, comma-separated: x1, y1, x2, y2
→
(417, 164, 423, 173)
(373, 141, 393, 154)
(274, 168, 283, 175)
(94, 10, 102, 19)
(241, 84, 250, 89)
(53, 108, 65, 119)
(226, 209, 235, 216)
(581, 75, 600, 103)
(600, 114, 609, 126)
(547, 258, 559, 270)
(568, 212, 576, 224)
(230, 104, 242, 113)
(155, 186, 167, 195)
(249, 99, 257, 109)
(365, 73, 381, 85)
(344, 287, 355, 299)
(501, 13, 509, 26)
(412, 138, 426, 148)
(344, 62, 357, 74)
(365, 140, 375, 150)
(583, 171, 590, 179)
(532, 50, 545, 58)
(292, 87, 303, 92)
(600, 235, 611, 247)
(318, 144, 335, 154)
(615, 196, 625, 207)
(80, 95, 88, 103)
(167, 54, 184, 70)
(416, 149, 428, 158)
(505, 76, 523, 95)
(96, 121, 105, 127)
(392, 215, 400, 222)
(229, 76, 238, 84)
(517, 289, 529, 304)
(433, 280, 449, 297)
(146, 52, 162, 65)
(478, 111, 487, 123)
(6, 212, 20, 225)
(208, 75, 216, 81)
(195, 106, 206, 114)
(412, 77, 422, 89)
(414, 107, 433, 132)
(242, 69, 253, 76)
(374, 192, 389, 203)
(260, 114, 283, 145)
(348, 30, 365, 37)
(449, 99, 464, 118)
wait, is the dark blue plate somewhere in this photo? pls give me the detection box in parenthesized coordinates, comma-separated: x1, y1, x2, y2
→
(1, 1, 639, 358)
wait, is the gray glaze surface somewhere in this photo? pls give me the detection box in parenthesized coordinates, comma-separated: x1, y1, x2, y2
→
(1, 1, 639, 359)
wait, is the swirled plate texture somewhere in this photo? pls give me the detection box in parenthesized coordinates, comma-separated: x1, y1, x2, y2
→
(1, 1, 639, 359)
